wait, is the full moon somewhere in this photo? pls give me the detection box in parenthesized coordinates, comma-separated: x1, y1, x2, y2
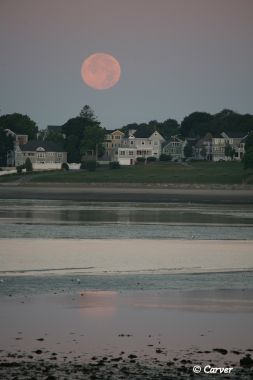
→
(81, 53, 121, 90)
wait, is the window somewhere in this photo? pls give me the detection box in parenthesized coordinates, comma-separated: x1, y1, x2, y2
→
(129, 151, 134, 155)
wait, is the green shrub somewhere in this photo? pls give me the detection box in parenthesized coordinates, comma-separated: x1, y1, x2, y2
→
(16, 165, 24, 174)
(147, 156, 157, 162)
(24, 157, 33, 172)
(136, 157, 145, 163)
(159, 154, 172, 162)
(80, 161, 86, 170)
(61, 162, 69, 170)
(109, 161, 121, 169)
(86, 160, 97, 171)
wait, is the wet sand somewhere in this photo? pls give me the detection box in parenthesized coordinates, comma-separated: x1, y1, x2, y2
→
(0, 290, 253, 379)
(0, 184, 253, 203)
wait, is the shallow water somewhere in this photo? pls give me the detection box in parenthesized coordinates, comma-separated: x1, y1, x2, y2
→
(1, 200, 253, 239)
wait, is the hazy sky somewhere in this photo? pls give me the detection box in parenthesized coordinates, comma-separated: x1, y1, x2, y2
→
(1, 0, 253, 130)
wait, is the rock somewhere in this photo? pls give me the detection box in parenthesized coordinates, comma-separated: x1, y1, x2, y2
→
(213, 348, 228, 355)
(240, 354, 253, 368)
(34, 350, 43, 355)
(231, 350, 240, 355)
(128, 354, 137, 359)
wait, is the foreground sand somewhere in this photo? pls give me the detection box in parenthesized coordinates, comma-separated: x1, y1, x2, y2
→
(0, 289, 253, 379)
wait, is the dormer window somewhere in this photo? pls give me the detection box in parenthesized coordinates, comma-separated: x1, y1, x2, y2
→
(36, 147, 45, 152)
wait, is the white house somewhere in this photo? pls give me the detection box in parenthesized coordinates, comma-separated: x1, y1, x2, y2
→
(15, 140, 67, 168)
(162, 136, 186, 161)
(117, 131, 165, 165)
(212, 132, 246, 161)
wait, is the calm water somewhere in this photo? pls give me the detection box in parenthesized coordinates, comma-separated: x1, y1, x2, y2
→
(0, 199, 253, 239)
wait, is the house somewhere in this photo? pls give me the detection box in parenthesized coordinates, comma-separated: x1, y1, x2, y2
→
(212, 132, 246, 161)
(103, 130, 125, 161)
(194, 133, 213, 160)
(4, 129, 28, 166)
(162, 136, 186, 161)
(15, 140, 67, 168)
(117, 130, 165, 165)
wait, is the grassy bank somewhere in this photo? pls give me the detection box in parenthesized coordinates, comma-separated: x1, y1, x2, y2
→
(1, 161, 252, 185)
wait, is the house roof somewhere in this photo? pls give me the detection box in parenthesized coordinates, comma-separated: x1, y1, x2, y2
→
(20, 140, 65, 152)
(223, 131, 247, 139)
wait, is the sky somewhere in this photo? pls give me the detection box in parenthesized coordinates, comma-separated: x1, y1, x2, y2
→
(0, 0, 253, 130)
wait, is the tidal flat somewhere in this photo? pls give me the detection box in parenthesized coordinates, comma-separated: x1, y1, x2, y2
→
(0, 199, 253, 378)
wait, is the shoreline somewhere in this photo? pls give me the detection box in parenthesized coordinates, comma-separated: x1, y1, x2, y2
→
(0, 184, 253, 203)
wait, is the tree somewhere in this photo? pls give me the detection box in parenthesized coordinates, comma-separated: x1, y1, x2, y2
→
(61, 162, 69, 170)
(24, 157, 33, 172)
(65, 134, 81, 163)
(80, 125, 105, 159)
(79, 105, 97, 121)
(200, 146, 207, 159)
(245, 133, 253, 152)
(45, 131, 65, 145)
(0, 113, 38, 139)
(184, 144, 193, 158)
(243, 148, 253, 170)
(159, 119, 179, 140)
(224, 143, 235, 160)
(181, 112, 213, 138)
(243, 133, 253, 170)
(0, 128, 14, 166)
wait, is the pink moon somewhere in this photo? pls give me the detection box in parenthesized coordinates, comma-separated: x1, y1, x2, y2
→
(81, 53, 121, 90)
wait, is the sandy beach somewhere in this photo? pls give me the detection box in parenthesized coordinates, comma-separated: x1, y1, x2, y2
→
(1, 239, 253, 275)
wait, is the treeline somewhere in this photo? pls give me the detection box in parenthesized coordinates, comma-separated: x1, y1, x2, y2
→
(1, 107, 253, 166)
(121, 109, 253, 139)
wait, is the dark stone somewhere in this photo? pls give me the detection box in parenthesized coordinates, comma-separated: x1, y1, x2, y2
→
(34, 350, 43, 355)
(240, 354, 253, 368)
(231, 350, 240, 355)
(111, 357, 122, 362)
(213, 348, 228, 355)
(128, 354, 137, 359)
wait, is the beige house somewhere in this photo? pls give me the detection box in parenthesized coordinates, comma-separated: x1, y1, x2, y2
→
(103, 130, 126, 161)
(15, 140, 67, 167)
(118, 131, 165, 165)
